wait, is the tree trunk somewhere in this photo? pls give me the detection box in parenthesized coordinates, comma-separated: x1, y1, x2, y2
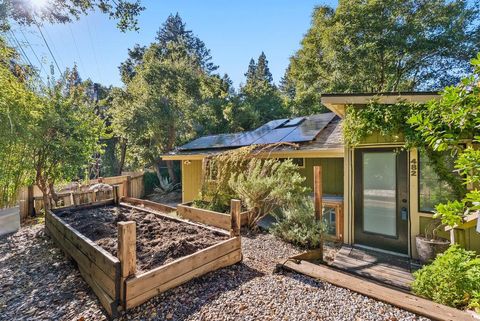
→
(166, 160, 177, 184)
(117, 138, 127, 176)
(154, 162, 163, 183)
(48, 181, 59, 208)
(37, 178, 50, 211)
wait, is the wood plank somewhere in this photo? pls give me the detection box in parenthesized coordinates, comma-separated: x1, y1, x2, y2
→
(126, 248, 242, 309)
(445, 212, 479, 231)
(280, 259, 475, 321)
(122, 197, 176, 212)
(48, 221, 117, 316)
(177, 204, 231, 230)
(51, 199, 114, 213)
(126, 237, 241, 301)
(46, 220, 118, 299)
(120, 202, 229, 236)
(46, 211, 119, 276)
(78, 263, 118, 317)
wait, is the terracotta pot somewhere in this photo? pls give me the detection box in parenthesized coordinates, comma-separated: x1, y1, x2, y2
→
(415, 235, 450, 263)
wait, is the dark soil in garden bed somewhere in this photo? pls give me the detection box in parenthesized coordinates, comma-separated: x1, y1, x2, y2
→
(56, 205, 229, 273)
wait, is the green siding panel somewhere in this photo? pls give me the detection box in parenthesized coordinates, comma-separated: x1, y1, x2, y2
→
(298, 158, 344, 195)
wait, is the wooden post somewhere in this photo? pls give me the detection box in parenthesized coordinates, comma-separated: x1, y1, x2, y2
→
(27, 185, 34, 217)
(125, 175, 132, 198)
(70, 192, 75, 206)
(230, 199, 241, 237)
(91, 190, 97, 203)
(113, 185, 120, 205)
(19, 200, 27, 222)
(314, 166, 324, 261)
(314, 166, 323, 220)
(118, 221, 136, 306)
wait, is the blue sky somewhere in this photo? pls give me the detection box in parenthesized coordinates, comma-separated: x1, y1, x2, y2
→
(9, 0, 337, 89)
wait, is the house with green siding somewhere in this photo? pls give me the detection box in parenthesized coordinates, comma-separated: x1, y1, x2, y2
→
(163, 92, 480, 259)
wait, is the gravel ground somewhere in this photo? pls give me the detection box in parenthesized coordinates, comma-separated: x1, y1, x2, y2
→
(0, 222, 430, 321)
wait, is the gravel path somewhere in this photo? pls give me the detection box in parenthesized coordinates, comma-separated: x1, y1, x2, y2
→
(0, 223, 429, 321)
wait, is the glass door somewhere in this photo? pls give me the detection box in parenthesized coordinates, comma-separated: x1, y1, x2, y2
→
(354, 148, 409, 254)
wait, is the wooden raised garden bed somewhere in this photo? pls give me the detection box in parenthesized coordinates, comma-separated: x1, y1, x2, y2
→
(177, 202, 249, 229)
(45, 196, 243, 317)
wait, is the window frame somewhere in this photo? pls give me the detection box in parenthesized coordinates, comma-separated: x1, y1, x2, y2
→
(417, 149, 460, 214)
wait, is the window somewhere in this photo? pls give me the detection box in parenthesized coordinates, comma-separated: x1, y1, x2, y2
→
(418, 151, 457, 213)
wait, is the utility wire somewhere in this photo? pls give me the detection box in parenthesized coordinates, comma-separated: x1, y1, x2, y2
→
(18, 27, 47, 78)
(85, 17, 103, 83)
(5, 31, 47, 87)
(8, 30, 34, 68)
(34, 22, 62, 77)
(67, 23, 87, 77)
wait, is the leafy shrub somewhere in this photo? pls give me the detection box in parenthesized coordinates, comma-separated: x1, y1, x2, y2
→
(191, 199, 229, 213)
(412, 245, 480, 310)
(144, 171, 160, 195)
(271, 198, 327, 248)
(229, 158, 307, 228)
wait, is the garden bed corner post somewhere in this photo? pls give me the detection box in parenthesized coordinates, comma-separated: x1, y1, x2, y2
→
(314, 166, 324, 261)
(118, 221, 136, 308)
(230, 199, 241, 237)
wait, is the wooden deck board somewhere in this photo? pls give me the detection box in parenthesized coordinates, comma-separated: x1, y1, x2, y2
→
(279, 259, 475, 321)
(328, 246, 414, 290)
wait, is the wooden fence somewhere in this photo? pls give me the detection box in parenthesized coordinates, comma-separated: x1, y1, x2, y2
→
(18, 173, 144, 220)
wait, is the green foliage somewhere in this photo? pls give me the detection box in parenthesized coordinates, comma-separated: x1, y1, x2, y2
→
(197, 146, 256, 212)
(0, 39, 40, 207)
(412, 245, 480, 310)
(229, 52, 286, 131)
(229, 158, 307, 228)
(143, 171, 160, 195)
(409, 53, 480, 227)
(283, 0, 480, 115)
(112, 14, 233, 182)
(1, 0, 144, 32)
(32, 68, 104, 208)
(271, 198, 327, 249)
(433, 201, 465, 227)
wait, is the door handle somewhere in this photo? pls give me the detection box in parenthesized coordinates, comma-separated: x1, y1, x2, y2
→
(401, 207, 408, 221)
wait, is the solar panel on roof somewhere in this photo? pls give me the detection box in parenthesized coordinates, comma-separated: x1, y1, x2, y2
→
(281, 113, 336, 143)
(178, 133, 241, 150)
(277, 117, 306, 128)
(229, 118, 288, 147)
(251, 127, 297, 144)
(176, 113, 336, 151)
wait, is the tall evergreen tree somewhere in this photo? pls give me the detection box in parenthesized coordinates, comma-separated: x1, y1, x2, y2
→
(255, 52, 273, 83)
(155, 13, 218, 73)
(119, 44, 146, 84)
(234, 52, 285, 130)
(244, 58, 257, 84)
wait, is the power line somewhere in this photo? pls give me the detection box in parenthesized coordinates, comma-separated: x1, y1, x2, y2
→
(34, 22, 62, 77)
(67, 23, 87, 77)
(8, 30, 34, 68)
(18, 27, 47, 78)
(85, 17, 104, 83)
(5, 31, 47, 87)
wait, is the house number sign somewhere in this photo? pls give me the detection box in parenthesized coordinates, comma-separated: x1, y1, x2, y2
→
(410, 158, 417, 176)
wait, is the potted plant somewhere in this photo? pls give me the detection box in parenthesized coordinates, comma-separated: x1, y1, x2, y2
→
(415, 218, 450, 263)
(416, 200, 468, 263)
